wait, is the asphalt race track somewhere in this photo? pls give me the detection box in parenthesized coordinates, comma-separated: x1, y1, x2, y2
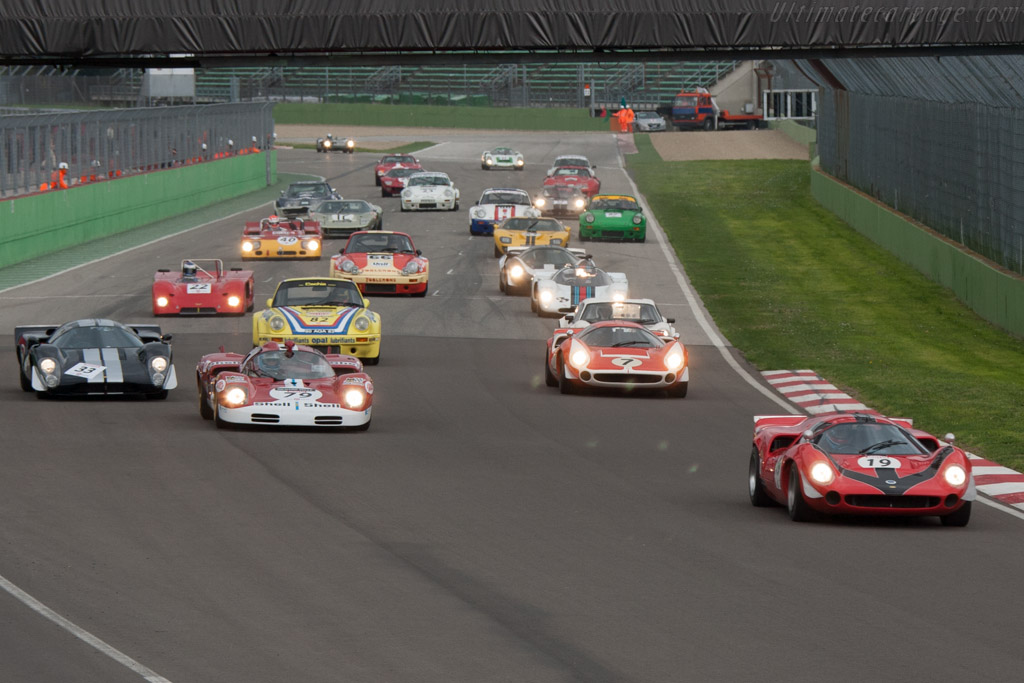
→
(2, 133, 1024, 682)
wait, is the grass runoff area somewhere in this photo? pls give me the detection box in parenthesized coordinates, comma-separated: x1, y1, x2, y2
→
(626, 134, 1024, 470)
(274, 102, 611, 131)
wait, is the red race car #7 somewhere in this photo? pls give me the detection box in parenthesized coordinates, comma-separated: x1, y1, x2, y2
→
(197, 341, 373, 430)
(544, 320, 688, 397)
(152, 259, 254, 315)
(749, 413, 976, 526)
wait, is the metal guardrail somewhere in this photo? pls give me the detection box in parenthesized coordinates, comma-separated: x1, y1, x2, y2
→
(0, 102, 274, 199)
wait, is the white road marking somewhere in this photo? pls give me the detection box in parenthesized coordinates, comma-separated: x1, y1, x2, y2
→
(431, 290, 441, 296)
(446, 269, 454, 275)
(0, 573, 174, 683)
(617, 137, 798, 415)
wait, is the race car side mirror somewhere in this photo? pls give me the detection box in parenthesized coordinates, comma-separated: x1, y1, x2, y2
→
(161, 334, 173, 342)
(266, 298, 274, 307)
(416, 250, 422, 256)
(803, 429, 814, 441)
(565, 315, 574, 322)
(944, 433, 956, 443)
(667, 318, 676, 324)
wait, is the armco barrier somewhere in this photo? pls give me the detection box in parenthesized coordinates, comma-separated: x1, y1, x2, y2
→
(811, 167, 1024, 338)
(0, 152, 276, 271)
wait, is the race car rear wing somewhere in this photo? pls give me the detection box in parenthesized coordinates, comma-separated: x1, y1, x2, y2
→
(505, 247, 587, 258)
(14, 325, 59, 346)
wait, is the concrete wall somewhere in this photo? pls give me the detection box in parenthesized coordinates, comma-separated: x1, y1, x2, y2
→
(811, 167, 1024, 337)
(710, 61, 760, 115)
(0, 152, 275, 270)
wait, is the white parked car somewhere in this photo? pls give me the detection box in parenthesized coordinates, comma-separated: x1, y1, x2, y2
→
(558, 297, 678, 338)
(633, 111, 668, 132)
(469, 187, 539, 235)
(531, 257, 628, 317)
(546, 155, 595, 177)
(481, 147, 525, 170)
(401, 172, 460, 211)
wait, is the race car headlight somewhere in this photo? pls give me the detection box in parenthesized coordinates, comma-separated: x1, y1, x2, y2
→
(227, 295, 241, 307)
(944, 464, 967, 487)
(471, 207, 486, 219)
(402, 189, 411, 198)
(346, 139, 354, 148)
(302, 239, 320, 251)
(343, 388, 365, 409)
(535, 198, 546, 208)
(509, 264, 525, 280)
(485, 158, 494, 165)
(242, 240, 258, 253)
(584, 213, 595, 223)
(223, 387, 247, 406)
(570, 348, 590, 368)
(550, 238, 563, 245)
(575, 199, 586, 209)
(665, 351, 684, 371)
(353, 316, 370, 332)
(500, 236, 512, 244)
(268, 315, 286, 332)
(39, 358, 58, 374)
(149, 356, 168, 373)
(809, 461, 835, 485)
(322, 139, 332, 148)
(612, 292, 626, 302)
(515, 158, 524, 166)
(402, 261, 421, 275)
(341, 260, 360, 274)
(539, 290, 553, 304)
(444, 189, 453, 199)
(156, 296, 169, 308)
(632, 215, 643, 225)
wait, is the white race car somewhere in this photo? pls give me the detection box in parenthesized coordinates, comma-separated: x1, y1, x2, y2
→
(558, 297, 678, 338)
(481, 147, 525, 170)
(469, 187, 539, 235)
(498, 245, 587, 295)
(546, 154, 596, 177)
(531, 257, 628, 317)
(400, 172, 460, 211)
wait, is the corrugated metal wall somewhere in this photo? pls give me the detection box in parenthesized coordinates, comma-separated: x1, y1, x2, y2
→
(810, 55, 1024, 275)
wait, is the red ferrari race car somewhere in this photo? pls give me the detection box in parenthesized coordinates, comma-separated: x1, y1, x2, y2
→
(196, 340, 373, 430)
(241, 215, 323, 260)
(152, 259, 254, 316)
(544, 320, 688, 396)
(380, 166, 423, 197)
(329, 230, 429, 296)
(748, 413, 975, 526)
(542, 166, 601, 198)
(373, 154, 421, 186)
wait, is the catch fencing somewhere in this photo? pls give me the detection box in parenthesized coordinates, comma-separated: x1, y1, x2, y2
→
(811, 55, 1024, 276)
(0, 102, 275, 198)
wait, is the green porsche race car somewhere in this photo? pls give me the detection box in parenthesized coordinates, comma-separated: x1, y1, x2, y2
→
(578, 194, 646, 242)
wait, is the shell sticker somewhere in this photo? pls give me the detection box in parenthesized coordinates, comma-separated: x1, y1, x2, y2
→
(215, 379, 226, 392)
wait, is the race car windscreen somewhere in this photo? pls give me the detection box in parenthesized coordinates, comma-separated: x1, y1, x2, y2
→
(347, 233, 415, 253)
(519, 247, 577, 268)
(408, 175, 449, 187)
(382, 155, 416, 164)
(553, 267, 611, 287)
(249, 350, 335, 380)
(52, 325, 144, 349)
(591, 198, 639, 211)
(273, 281, 362, 307)
(554, 157, 588, 168)
(482, 191, 530, 205)
(813, 423, 930, 456)
(578, 302, 660, 324)
(501, 218, 562, 232)
(284, 183, 330, 198)
(554, 168, 591, 178)
(318, 201, 370, 213)
(578, 325, 662, 348)
(385, 168, 419, 178)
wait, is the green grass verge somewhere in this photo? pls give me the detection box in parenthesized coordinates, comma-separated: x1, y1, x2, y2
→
(627, 134, 1024, 470)
(289, 141, 436, 154)
(274, 102, 611, 131)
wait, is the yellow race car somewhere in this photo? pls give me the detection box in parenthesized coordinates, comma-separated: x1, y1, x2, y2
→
(252, 278, 382, 364)
(491, 216, 571, 258)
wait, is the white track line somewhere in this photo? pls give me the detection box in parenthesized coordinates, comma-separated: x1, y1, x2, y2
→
(616, 135, 798, 414)
(0, 573, 173, 682)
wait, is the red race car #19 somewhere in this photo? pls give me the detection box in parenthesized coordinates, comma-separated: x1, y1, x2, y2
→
(542, 166, 601, 197)
(152, 259, 254, 315)
(749, 412, 975, 526)
(196, 341, 373, 430)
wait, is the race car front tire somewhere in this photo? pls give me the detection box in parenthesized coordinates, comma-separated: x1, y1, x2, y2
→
(413, 284, 428, 298)
(18, 352, 31, 392)
(544, 354, 557, 387)
(940, 501, 972, 527)
(667, 381, 688, 398)
(748, 449, 773, 507)
(198, 379, 213, 420)
(557, 356, 575, 395)
(146, 390, 169, 400)
(787, 467, 816, 522)
(493, 244, 503, 258)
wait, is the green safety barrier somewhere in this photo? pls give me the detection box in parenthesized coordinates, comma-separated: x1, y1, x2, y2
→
(811, 167, 1024, 337)
(0, 152, 276, 271)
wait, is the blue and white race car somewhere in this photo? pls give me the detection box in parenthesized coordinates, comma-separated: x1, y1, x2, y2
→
(531, 257, 628, 318)
(468, 188, 540, 236)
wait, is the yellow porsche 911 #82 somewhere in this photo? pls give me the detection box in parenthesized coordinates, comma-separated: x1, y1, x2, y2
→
(252, 278, 382, 364)
(491, 216, 571, 258)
